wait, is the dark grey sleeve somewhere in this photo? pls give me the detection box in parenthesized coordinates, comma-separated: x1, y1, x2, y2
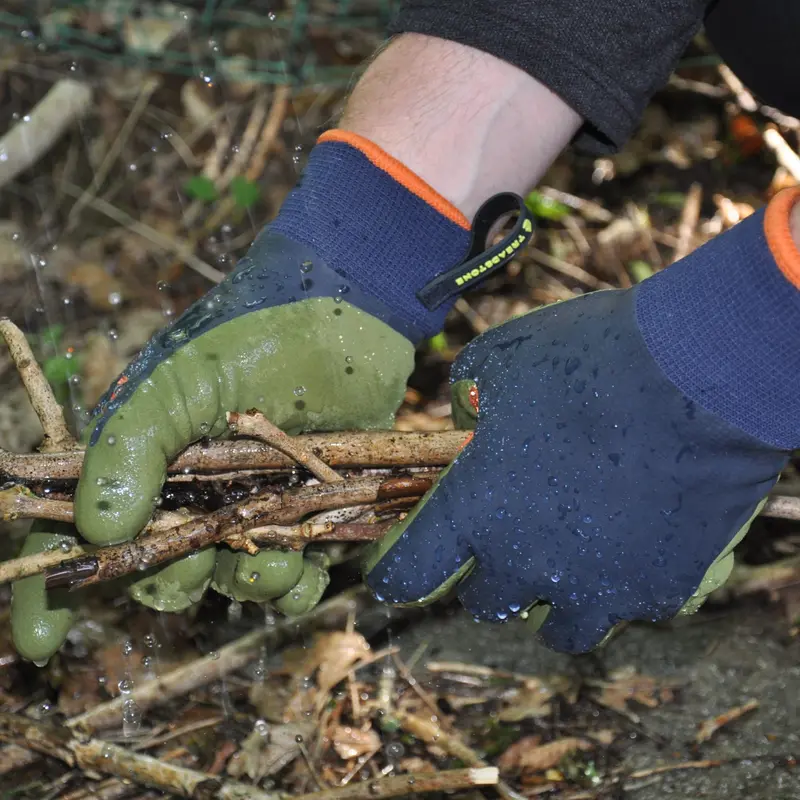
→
(390, 0, 710, 153)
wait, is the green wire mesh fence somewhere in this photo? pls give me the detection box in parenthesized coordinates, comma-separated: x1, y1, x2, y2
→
(1, 1, 398, 86)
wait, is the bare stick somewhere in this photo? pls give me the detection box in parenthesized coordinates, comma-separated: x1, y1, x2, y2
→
(0, 430, 469, 483)
(0, 319, 77, 452)
(292, 768, 499, 800)
(0, 518, 389, 585)
(0, 485, 74, 523)
(762, 495, 800, 520)
(200, 85, 292, 238)
(228, 410, 343, 482)
(0, 709, 496, 800)
(673, 183, 702, 262)
(627, 759, 723, 781)
(718, 65, 758, 113)
(43, 476, 430, 591)
(715, 552, 800, 597)
(0, 542, 86, 584)
(538, 186, 613, 223)
(0, 711, 282, 800)
(60, 184, 225, 284)
(0, 79, 93, 191)
(69, 588, 369, 733)
(66, 76, 160, 229)
(0, 508, 193, 584)
(529, 247, 614, 290)
(763, 127, 800, 182)
(394, 710, 524, 800)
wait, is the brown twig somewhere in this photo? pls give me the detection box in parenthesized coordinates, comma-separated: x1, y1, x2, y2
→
(718, 64, 758, 113)
(199, 85, 291, 239)
(0, 484, 74, 523)
(673, 183, 702, 262)
(626, 759, 724, 780)
(762, 495, 800, 520)
(394, 710, 525, 800)
(0, 430, 468, 483)
(0, 710, 283, 800)
(763, 127, 800, 182)
(0, 79, 93, 191)
(228, 409, 343, 482)
(713, 552, 800, 598)
(0, 319, 77, 452)
(0, 708, 496, 800)
(0, 541, 86, 584)
(60, 184, 225, 284)
(0, 506, 194, 584)
(529, 247, 614, 290)
(43, 476, 429, 591)
(293, 768, 498, 800)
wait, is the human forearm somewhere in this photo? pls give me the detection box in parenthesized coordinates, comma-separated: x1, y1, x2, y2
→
(339, 33, 582, 218)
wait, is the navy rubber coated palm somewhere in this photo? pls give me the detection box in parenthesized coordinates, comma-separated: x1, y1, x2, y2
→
(366, 288, 788, 653)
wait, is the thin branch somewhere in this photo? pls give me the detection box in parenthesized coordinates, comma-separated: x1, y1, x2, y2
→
(0, 79, 93, 191)
(673, 183, 702, 262)
(762, 495, 800, 520)
(529, 247, 614, 290)
(66, 76, 160, 230)
(718, 64, 758, 113)
(394, 710, 524, 800)
(0, 319, 77, 452)
(43, 476, 429, 591)
(293, 768, 498, 800)
(60, 183, 225, 284)
(0, 484, 74, 523)
(0, 430, 469, 483)
(0, 541, 86, 584)
(0, 506, 193, 584)
(228, 409, 343, 483)
(0, 710, 283, 800)
(715, 552, 800, 597)
(763, 127, 800, 182)
(0, 710, 496, 800)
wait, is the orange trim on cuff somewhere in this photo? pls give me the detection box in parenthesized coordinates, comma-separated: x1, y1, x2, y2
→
(764, 186, 800, 290)
(318, 129, 471, 231)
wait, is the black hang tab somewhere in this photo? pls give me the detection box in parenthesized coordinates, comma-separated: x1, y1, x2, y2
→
(416, 192, 535, 311)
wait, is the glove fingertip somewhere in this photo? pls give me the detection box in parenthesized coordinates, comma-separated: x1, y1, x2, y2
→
(273, 560, 330, 616)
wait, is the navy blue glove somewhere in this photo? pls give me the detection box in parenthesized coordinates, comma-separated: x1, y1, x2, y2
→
(364, 188, 800, 653)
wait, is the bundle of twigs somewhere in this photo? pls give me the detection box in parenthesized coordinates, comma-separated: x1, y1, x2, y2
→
(2, 316, 800, 595)
(0, 318, 470, 594)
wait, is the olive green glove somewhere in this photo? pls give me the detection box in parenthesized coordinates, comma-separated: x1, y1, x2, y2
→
(11, 230, 414, 662)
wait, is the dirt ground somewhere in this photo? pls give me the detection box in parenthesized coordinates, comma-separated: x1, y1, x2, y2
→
(389, 601, 800, 799)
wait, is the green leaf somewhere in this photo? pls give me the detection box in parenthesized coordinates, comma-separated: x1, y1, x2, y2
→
(427, 332, 448, 353)
(43, 354, 80, 388)
(230, 176, 261, 209)
(628, 260, 654, 283)
(650, 192, 687, 209)
(38, 323, 65, 349)
(525, 190, 570, 222)
(184, 175, 219, 203)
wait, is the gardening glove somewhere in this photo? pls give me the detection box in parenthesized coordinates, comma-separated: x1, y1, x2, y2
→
(365, 187, 800, 654)
(11, 130, 533, 662)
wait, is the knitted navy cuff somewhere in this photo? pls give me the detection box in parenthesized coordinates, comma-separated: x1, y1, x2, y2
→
(271, 132, 471, 341)
(636, 189, 800, 450)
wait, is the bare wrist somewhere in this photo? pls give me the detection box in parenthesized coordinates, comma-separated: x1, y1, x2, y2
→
(339, 34, 582, 218)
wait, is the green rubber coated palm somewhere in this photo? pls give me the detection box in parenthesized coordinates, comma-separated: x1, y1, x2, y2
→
(11, 298, 414, 662)
(11, 522, 81, 663)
